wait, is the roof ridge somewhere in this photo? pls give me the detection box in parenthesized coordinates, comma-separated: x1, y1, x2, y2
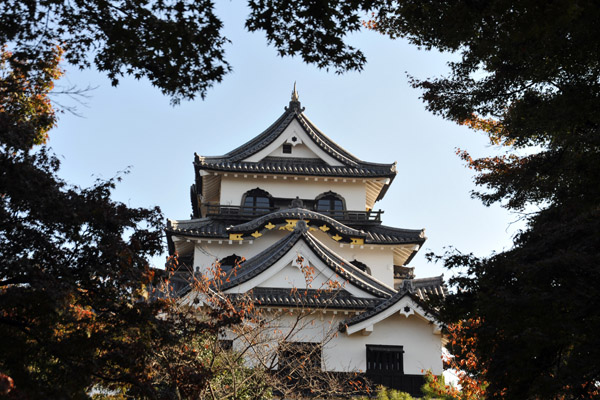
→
(301, 231, 396, 298)
(413, 275, 444, 283)
(196, 108, 296, 163)
(369, 224, 426, 236)
(339, 288, 416, 332)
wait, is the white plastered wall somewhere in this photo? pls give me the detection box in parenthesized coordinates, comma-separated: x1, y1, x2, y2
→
(227, 312, 443, 375)
(219, 175, 367, 210)
(323, 313, 443, 375)
(267, 142, 318, 158)
(243, 119, 343, 165)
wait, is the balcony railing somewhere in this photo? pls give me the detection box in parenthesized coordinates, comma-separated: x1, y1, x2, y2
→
(204, 204, 382, 223)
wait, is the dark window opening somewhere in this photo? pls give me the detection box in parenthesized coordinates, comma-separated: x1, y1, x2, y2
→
(315, 192, 345, 218)
(366, 345, 404, 388)
(218, 254, 244, 274)
(218, 339, 233, 351)
(241, 188, 272, 215)
(283, 144, 292, 154)
(351, 260, 372, 275)
(278, 342, 321, 376)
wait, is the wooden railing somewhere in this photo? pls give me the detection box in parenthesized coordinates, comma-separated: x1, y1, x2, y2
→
(204, 204, 382, 223)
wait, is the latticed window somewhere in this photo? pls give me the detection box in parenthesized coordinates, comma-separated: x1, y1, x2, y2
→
(366, 345, 404, 388)
(241, 188, 272, 214)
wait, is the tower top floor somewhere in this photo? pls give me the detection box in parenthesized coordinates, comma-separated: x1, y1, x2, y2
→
(191, 85, 398, 220)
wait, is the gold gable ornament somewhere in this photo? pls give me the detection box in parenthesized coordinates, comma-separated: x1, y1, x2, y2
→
(251, 231, 262, 238)
(350, 238, 364, 245)
(265, 222, 276, 230)
(332, 234, 342, 241)
(229, 233, 243, 241)
(280, 219, 310, 231)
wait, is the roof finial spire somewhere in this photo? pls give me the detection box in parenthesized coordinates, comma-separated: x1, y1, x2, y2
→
(287, 81, 303, 112)
(291, 81, 299, 102)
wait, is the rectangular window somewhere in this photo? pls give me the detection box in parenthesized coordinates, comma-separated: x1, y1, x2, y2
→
(366, 345, 404, 388)
(282, 144, 292, 154)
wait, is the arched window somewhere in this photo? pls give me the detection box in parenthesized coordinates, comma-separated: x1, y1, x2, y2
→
(350, 259, 372, 275)
(241, 188, 272, 215)
(218, 254, 245, 274)
(315, 191, 345, 217)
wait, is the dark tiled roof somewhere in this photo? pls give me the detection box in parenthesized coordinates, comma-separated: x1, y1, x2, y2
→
(219, 226, 305, 291)
(339, 289, 412, 332)
(196, 157, 396, 178)
(220, 221, 395, 298)
(412, 276, 449, 299)
(230, 287, 382, 310)
(339, 276, 446, 332)
(167, 218, 228, 237)
(300, 232, 396, 298)
(364, 225, 426, 245)
(167, 210, 425, 245)
(195, 103, 396, 179)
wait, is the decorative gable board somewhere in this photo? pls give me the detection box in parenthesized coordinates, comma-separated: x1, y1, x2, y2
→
(223, 240, 378, 299)
(243, 118, 344, 166)
(344, 294, 439, 336)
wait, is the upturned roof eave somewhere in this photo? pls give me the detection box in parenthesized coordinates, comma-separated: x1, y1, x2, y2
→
(194, 162, 396, 178)
(165, 213, 427, 247)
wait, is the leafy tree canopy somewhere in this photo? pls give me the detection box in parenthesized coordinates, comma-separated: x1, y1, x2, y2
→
(4, 1, 600, 398)
(0, 47, 246, 399)
(0, 0, 230, 103)
(367, 1, 600, 398)
(0, 0, 385, 103)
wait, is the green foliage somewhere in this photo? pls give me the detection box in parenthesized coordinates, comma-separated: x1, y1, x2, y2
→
(0, 46, 259, 399)
(0, 0, 230, 103)
(421, 373, 451, 400)
(432, 206, 600, 399)
(0, 47, 170, 397)
(0, 1, 378, 103)
(246, 0, 370, 73)
(372, 0, 600, 212)
(369, 1, 600, 398)
(357, 386, 415, 400)
(0, 45, 62, 147)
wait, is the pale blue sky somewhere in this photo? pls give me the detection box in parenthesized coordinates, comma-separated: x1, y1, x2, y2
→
(49, 3, 520, 278)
